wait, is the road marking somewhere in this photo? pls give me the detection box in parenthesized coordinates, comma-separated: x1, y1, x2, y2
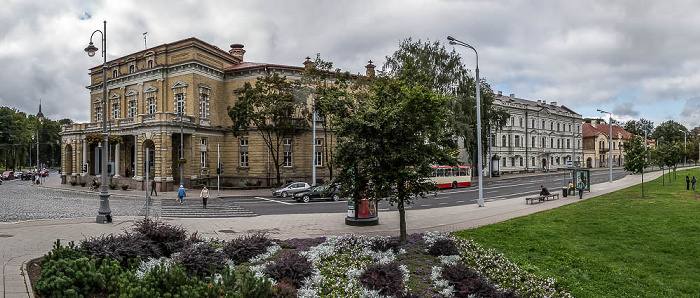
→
(438, 202, 447, 205)
(456, 200, 465, 203)
(379, 208, 390, 211)
(420, 204, 430, 207)
(254, 196, 293, 205)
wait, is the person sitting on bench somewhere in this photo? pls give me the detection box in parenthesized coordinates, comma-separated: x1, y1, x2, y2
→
(540, 185, 550, 196)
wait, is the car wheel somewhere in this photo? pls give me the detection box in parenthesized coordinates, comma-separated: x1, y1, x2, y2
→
(281, 191, 288, 198)
(331, 194, 340, 201)
(452, 181, 458, 189)
(302, 195, 310, 203)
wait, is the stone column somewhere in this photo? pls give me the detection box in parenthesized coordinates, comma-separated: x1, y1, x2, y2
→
(81, 139, 87, 176)
(114, 142, 121, 177)
(134, 135, 141, 180)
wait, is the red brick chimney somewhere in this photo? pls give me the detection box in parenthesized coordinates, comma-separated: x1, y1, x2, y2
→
(229, 44, 245, 61)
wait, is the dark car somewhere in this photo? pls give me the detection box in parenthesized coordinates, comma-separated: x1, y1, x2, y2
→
(293, 185, 341, 203)
(21, 171, 31, 180)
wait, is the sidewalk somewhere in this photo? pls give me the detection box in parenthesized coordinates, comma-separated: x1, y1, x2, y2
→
(0, 169, 672, 297)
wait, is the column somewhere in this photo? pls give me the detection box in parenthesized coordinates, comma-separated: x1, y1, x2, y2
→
(114, 142, 121, 177)
(81, 139, 87, 176)
(134, 135, 141, 180)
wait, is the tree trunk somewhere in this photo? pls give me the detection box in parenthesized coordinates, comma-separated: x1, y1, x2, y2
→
(662, 167, 665, 186)
(398, 198, 407, 244)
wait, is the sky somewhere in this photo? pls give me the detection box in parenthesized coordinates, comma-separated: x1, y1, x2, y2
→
(1, 0, 699, 129)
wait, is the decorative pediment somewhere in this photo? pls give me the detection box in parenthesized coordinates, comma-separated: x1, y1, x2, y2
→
(109, 93, 121, 100)
(144, 51, 155, 57)
(93, 97, 102, 104)
(171, 81, 188, 89)
(126, 57, 136, 62)
(125, 89, 139, 97)
(143, 86, 158, 93)
(198, 83, 211, 90)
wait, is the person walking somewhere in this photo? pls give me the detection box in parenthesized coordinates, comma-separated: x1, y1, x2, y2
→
(200, 186, 210, 209)
(177, 185, 186, 205)
(150, 180, 157, 196)
(568, 181, 575, 195)
(686, 174, 690, 190)
(577, 179, 585, 199)
(692, 176, 697, 191)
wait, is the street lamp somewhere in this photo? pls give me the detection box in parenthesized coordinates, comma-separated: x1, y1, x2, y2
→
(85, 20, 112, 223)
(448, 35, 484, 207)
(679, 129, 687, 167)
(179, 104, 184, 188)
(597, 109, 613, 183)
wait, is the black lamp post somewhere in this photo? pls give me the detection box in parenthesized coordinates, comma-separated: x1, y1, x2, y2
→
(85, 20, 112, 223)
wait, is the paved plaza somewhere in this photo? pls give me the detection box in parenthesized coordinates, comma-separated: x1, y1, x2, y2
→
(0, 169, 675, 297)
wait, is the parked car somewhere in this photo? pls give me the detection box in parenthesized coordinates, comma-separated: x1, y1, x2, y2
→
(21, 171, 31, 180)
(293, 185, 341, 203)
(2, 171, 14, 180)
(14, 171, 23, 179)
(273, 182, 310, 198)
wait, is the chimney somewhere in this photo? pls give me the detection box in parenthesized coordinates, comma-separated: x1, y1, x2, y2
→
(591, 119, 597, 128)
(509, 93, 515, 99)
(551, 101, 557, 106)
(304, 56, 314, 70)
(498, 91, 502, 96)
(229, 44, 245, 61)
(365, 60, 376, 77)
(536, 100, 541, 104)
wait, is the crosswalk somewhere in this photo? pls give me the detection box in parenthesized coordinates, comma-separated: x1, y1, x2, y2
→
(146, 198, 257, 218)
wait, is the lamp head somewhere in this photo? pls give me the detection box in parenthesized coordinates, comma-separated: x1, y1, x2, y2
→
(84, 42, 98, 57)
(447, 36, 455, 41)
(449, 41, 457, 45)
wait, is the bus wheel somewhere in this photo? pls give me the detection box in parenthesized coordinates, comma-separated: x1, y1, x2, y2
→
(452, 181, 458, 189)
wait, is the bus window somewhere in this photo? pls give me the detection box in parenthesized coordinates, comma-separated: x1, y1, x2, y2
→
(445, 168, 453, 177)
(437, 169, 445, 177)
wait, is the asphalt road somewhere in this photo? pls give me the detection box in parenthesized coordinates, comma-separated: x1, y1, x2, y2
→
(223, 168, 630, 216)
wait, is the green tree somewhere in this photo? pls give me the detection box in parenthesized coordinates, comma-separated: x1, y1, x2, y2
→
(623, 136, 648, 197)
(227, 73, 308, 185)
(651, 120, 686, 144)
(333, 76, 457, 243)
(382, 38, 509, 168)
(300, 54, 354, 181)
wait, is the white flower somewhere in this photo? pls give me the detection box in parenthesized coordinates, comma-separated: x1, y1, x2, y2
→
(438, 255, 462, 266)
(248, 243, 281, 263)
(134, 257, 172, 279)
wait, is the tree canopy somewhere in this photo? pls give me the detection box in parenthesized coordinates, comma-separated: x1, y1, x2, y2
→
(622, 118, 655, 137)
(0, 107, 64, 171)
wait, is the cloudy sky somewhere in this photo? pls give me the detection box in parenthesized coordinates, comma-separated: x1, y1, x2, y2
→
(1, 0, 699, 129)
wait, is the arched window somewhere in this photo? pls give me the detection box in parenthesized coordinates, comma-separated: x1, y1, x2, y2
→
(542, 137, 546, 148)
(557, 123, 560, 131)
(148, 60, 154, 68)
(112, 69, 118, 78)
(532, 157, 535, 166)
(550, 121, 553, 130)
(531, 119, 535, 128)
(129, 65, 135, 73)
(532, 136, 536, 148)
(542, 120, 545, 129)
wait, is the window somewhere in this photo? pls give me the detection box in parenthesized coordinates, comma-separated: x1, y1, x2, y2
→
(557, 139, 560, 149)
(532, 157, 535, 166)
(128, 100, 137, 118)
(511, 157, 515, 166)
(199, 85, 210, 119)
(515, 135, 520, 147)
(568, 124, 572, 132)
(531, 119, 535, 128)
(112, 69, 118, 78)
(520, 157, 523, 166)
(129, 65, 135, 73)
(542, 137, 546, 148)
(148, 60, 154, 68)
(567, 139, 571, 149)
(200, 151, 207, 168)
(502, 157, 506, 167)
(175, 93, 185, 115)
(519, 118, 523, 127)
(550, 138, 554, 148)
(613, 142, 616, 150)
(542, 120, 545, 129)
(532, 136, 536, 148)
(112, 102, 120, 119)
(557, 123, 560, 131)
(147, 96, 156, 114)
(239, 139, 249, 167)
(501, 136, 506, 147)
(283, 138, 292, 167)
(550, 121, 553, 130)
(314, 139, 323, 167)
(94, 106, 102, 122)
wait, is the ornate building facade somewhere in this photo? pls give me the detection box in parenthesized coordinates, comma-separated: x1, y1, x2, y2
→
(582, 120, 633, 168)
(487, 92, 584, 174)
(61, 38, 353, 191)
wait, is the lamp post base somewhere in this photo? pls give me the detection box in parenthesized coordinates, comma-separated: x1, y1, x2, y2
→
(96, 213, 112, 224)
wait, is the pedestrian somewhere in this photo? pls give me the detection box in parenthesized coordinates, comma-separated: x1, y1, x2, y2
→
(568, 181, 575, 195)
(686, 174, 690, 190)
(177, 185, 186, 205)
(125, 168, 130, 178)
(200, 186, 210, 208)
(150, 180, 157, 196)
(692, 176, 697, 191)
(577, 179, 585, 199)
(539, 185, 550, 196)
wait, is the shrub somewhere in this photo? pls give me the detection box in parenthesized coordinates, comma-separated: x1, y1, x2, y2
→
(82, 232, 161, 266)
(263, 252, 313, 288)
(272, 281, 297, 298)
(441, 262, 518, 298)
(176, 242, 228, 276)
(42, 240, 85, 263)
(132, 219, 189, 257)
(109, 183, 117, 190)
(121, 184, 129, 190)
(223, 233, 273, 264)
(359, 262, 405, 297)
(428, 238, 459, 256)
(70, 181, 77, 186)
(371, 236, 401, 253)
(80, 182, 87, 187)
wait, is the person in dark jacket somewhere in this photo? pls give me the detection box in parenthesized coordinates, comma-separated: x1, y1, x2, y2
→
(539, 185, 550, 196)
(686, 174, 691, 190)
(150, 180, 157, 196)
(692, 176, 697, 191)
(577, 179, 585, 199)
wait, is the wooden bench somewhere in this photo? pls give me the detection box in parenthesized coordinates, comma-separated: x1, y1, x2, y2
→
(525, 193, 560, 204)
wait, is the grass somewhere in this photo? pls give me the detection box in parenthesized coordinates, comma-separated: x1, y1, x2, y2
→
(454, 168, 700, 297)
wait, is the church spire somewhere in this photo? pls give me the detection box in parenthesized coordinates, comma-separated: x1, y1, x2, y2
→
(36, 99, 45, 119)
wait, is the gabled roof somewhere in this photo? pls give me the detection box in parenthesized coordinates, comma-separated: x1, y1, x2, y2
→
(582, 123, 634, 139)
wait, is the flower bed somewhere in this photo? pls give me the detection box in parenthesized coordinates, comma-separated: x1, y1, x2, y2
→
(31, 220, 572, 297)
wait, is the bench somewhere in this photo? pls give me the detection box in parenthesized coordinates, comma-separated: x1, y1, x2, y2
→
(525, 193, 560, 205)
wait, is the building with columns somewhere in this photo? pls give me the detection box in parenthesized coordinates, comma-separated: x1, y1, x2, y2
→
(61, 38, 366, 191)
(487, 92, 584, 174)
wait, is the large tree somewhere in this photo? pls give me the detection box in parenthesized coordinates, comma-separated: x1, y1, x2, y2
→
(623, 136, 649, 197)
(382, 38, 509, 168)
(651, 120, 686, 144)
(622, 118, 655, 137)
(333, 76, 456, 243)
(227, 73, 308, 185)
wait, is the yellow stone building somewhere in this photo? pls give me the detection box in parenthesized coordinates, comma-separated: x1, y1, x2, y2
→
(61, 38, 359, 191)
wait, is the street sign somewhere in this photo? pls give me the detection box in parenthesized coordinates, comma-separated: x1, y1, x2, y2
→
(566, 160, 573, 169)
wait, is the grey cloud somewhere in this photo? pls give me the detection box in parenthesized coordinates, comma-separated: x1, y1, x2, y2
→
(680, 98, 700, 128)
(613, 103, 640, 117)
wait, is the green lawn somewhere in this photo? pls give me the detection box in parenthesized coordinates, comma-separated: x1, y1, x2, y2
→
(454, 168, 700, 298)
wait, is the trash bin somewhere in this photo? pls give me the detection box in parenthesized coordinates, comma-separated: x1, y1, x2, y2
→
(562, 187, 568, 197)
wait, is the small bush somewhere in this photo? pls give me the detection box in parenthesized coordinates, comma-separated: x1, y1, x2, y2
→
(428, 238, 459, 256)
(132, 219, 189, 257)
(359, 262, 405, 297)
(121, 184, 129, 190)
(263, 252, 312, 288)
(176, 242, 228, 276)
(223, 233, 273, 264)
(371, 236, 401, 253)
(70, 181, 77, 186)
(441, 262, 518, 298)
(109, 183, 117, 189)
(82, 233, 161, 266)
(80, 182, 87, 187)
(272, 281, 298, 298)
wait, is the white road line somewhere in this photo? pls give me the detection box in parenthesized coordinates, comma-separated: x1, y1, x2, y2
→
(456, 200, 465, 203)
(254, 196, 293, 205)
(379, 208, 390, 211)
(420, 204, 430, 207)
(438, 202, 447, 205)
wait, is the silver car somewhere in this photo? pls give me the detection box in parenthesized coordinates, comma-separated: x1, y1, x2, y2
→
(273, 182, 310, 198)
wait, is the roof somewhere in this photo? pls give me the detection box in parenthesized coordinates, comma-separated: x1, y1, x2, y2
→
(582, 122, 634, 139)
(225, 61, 306, 72)
(493, 93, 581, 116)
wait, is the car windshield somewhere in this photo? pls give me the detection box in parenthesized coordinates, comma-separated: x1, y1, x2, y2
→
(282, 183, 294, 188)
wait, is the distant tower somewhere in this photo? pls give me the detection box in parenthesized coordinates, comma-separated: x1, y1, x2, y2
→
(37, 99, 45, 119)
